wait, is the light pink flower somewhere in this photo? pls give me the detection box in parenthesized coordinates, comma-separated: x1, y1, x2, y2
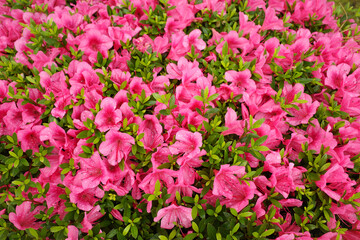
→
(18, 125, 45, 152)
(225, 69, 256, 93)
(221, 181, 256, 212)
(69, 187, 104, 212)
(81, 205, 104, 233)
(154, 204, 193, 229)
(78, 29, 113, 62)
(222, 108, 244, 136)
(261, 7, 284, 31)
(139, 115, 164, 150)
(9, 201, 44, 230)
(99, 130, 135, 166)
(66, 225, 79, 240)
(316, 164, 356, 201)
(94, 97, 122, 132)
(213, 164, 246, 199)
(270, 163, 306, 198)
(169, 130, 203, 158)
(76, 152, 109, 189)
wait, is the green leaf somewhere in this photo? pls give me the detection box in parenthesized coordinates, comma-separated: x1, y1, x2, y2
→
(252, 118, 265, 129)
(207, 223, 216, 238)
(184, 233, 197, 240)
(261, 229, 275, 237)
(50, 226, 64, 233)
(131, 225, 138, 238)
(192, 222, 199, 233)
(27, 228, 38, 239)
(191, 206, 198, 219)
(207, 93, 219, 102)
(76, 130, 92, 139)
(154, 180, 161, 193)
(230, 208, 238, 216)
(123, 224, 131, 236)
(158, 236, 168, 240)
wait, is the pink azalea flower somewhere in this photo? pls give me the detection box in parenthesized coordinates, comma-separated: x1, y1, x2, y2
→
(18, 125, 46, 152)
(215, 31, 250, 55)
(94, 97, 122, 132)
(40, 122, 68, 150)
(9, 201, 44, 230)
(330, 202, 358, 225)
(99, 130, 135, 166)
(3, 106, 25, 132)
(139, 115, 164, 150)
(316, 164, 356, 201)
(183, 29, 206, 52)
(166, 57, 202, 85)
(111, 209, 124, 221)
(103, 165, 135, 196)
(169, 130, 203, 158)
(81, 205, 104, 233)
(286, 94, 320, 126)
(138, 168, 177, 194)
(154, 204, 193, 229)
(153, 36, 170, 54)
(166, 174, 202, 203)
(261, 7, 284, 31)
(75, 152, 109, 189)
(306, 120, 337, 153)
(325, 63, 351, 91)
(221, 181, 256, 212)
(78, 29, 113, 63)
(224, 69, 256, 93)
(29, 49, 59, 70)
(66, 225, 79, 240)
(69, 186, 104, 212)
(213, 164, 246, 199)
(270, 163, 306, 198)
(222, 108, 244, 136)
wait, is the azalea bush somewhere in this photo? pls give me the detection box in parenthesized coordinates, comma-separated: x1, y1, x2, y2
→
(1, 0, 360, 239)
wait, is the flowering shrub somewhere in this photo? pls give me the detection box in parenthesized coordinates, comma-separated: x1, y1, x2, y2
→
(0, 0, 360, 239)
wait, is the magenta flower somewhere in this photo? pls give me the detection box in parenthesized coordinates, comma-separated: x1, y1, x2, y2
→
(9, 201, 44, 230)
(139, 115, 164, 150)
(213, 164, 246, 199)
(222, 108, 244, 136)
(18, 125, 45, 152)
(138, 168, 177, 194)
(40, 122, 68, 150)
(94, 97, 122, 132)
(325, 63, 351, 91)
(69, 187, 104, 212)
(224, 69, 256, 93)
(111, 209, 124, 221)
(286, 94, 320, 126)
(154, 204, 193, 229)
(99, 130, 135, 166)
(169, 130, 203, 158)
(261, 7, 284, 31)
(66, 225, 79, 240)
(270, 163, 305, 198)
(316, 164, 356, 201)
(76, 152, 109, 189)
(78, 29, 113, 62)
(221, 181, 256, 212)
(215, 31, 249, 55)
(81, 205, 104, 233)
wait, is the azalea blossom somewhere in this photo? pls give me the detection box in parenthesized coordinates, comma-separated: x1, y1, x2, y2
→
(154, 204, 193, 229)
(9, 201, 44, 230)
(99, 130, 135, 166)
(213, 164, 246, 199)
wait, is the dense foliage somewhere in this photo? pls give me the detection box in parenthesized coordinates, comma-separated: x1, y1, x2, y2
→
(0, 0, 360, 239)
